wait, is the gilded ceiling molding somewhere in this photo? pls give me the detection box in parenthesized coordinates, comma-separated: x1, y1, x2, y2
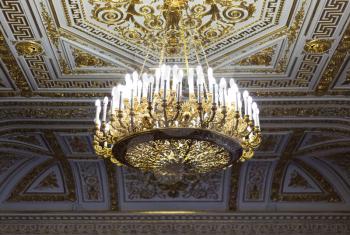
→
(0, 213, 349, 235)
(104, 160, 119, 210)
(237, 46, 276, 66)
(7, 130, 77, 202)
(304, 39, 333, 54)
(0, 105, 95, 121)
(316, 23, 350, 93)
(271, 158, 342, 202)
(0, 30, 31, 96)
(243, 161, 271, 202)
(40, 2, 73, 75)
(0, 0, 35, 40)
(270, 130, 342, 202)
(0, 141, 51, 156)
(225, 0, 350, 90)
(73, 48, 112, 68)
(14, 40, 44, 57)
(7, 159, 73, 202)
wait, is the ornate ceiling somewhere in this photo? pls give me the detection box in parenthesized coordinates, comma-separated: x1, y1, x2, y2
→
(0, 0, 350, 234)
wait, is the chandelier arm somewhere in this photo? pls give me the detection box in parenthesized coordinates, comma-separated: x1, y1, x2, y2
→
(162, 99, 169, 127)
(197, 102, 204, 128)
(147, 101, 155, 120)
(169, 101, 182, 123)
(219, 106, 228, 128)
(117, 110, 127, 129)
(232, 111, 240, 132)
(202, 101, 217, 128)
(129, 99, 136, 132)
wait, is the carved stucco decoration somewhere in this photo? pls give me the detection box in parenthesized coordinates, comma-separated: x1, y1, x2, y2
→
(288, 169, 314, 190)
(88, 0, 256, 56)
(0, 0, 348, 96)
(244, 161, 271, 201)
(304, 39, 333, 54)
(14, 41, 44, 57)
(316, 20, 350, 93)
(0, 214, 349, 235)
(122, 167, 224, 200)
(237, 47, 276, 66)
(73, 48, 112, 68)
(0, 30, 30, 96)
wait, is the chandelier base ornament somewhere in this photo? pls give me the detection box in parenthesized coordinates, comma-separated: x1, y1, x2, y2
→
(93, 64, 262, 178)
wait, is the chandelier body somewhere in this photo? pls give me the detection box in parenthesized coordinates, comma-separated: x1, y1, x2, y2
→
(94, 65, 261, 178)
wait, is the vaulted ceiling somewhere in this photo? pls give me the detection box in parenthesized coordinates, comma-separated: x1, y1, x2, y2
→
(0, 0, 350, 228)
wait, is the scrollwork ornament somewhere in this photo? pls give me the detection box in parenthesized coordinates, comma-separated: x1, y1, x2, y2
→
(87, 0, 257, 55)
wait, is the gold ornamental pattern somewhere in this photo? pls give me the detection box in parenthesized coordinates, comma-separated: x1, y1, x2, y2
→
(89, 0, 256, 55)
(125, 139, 231, 177)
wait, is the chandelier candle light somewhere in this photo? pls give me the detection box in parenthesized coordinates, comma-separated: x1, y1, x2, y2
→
(94, 64, 261, 179)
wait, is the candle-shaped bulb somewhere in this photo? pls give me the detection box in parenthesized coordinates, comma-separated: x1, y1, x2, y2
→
(125, 74, 132, 90)
(172, 65, 178, 91)
(102, 96, 108, 122)
(166, 65, 171, 91)
(95, 99, 101, 107)
(137, 80, 142, 101)
(219, 78, 227, 106)
(142, 75, 149, 99)
(155, 68, 161, 93)
(243, 90, 249, 116)
(255, 108, 260, 127)
(219, 78, 227, 89)
(252, 102, 258, 125)
(111, 87, 117, 97)
(238, 92, 242, 114)
(229, 79, 236, 88)
(95, 99, 101, 124)
(111, 87, 118, 114)
(214, 83, 219, 104)
(208, 67, 213, 79)
(247, 96, 253, 119)
(252, 102, 258, 112)
(196, 65, 203, 76)
(178, 69, 184, 82)
(149, 75, 154, 101)
(132, 71, 138, 82)
(243, 90, 249, 98)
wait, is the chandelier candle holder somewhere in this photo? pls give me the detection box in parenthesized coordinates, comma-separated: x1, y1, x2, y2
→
(94, 65, 261, 179)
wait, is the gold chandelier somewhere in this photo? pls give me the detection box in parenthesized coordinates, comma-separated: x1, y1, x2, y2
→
(93, 0, 262, 180)
(93, 64, 261, 177)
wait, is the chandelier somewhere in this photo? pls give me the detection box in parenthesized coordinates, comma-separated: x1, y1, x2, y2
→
(93, 0, 262, 181)
(93, 64, 261, 178)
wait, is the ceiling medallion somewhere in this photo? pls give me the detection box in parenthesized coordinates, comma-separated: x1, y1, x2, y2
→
(90, 0, 256, 55)
(304, 39, 333, 54)
(15, 41, 44, 57)
(93, 0, 261, 181)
